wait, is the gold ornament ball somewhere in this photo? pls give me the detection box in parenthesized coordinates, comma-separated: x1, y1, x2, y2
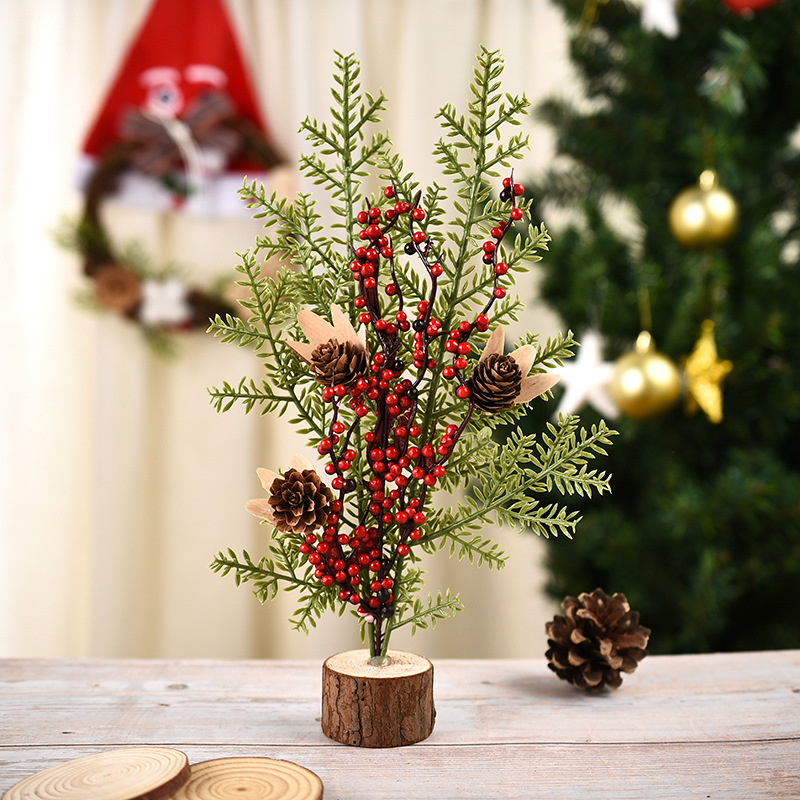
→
(668, 169, 739, 249)
(608, 332, 682, 419)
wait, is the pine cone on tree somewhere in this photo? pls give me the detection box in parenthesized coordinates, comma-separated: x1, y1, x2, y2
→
(310, 339, 367, 388)
(286, 305, 368, 388)
(466, 326, 559, 413)
(467, 353, 522, 412)
(268, 468, 333, 534)
(545, 588, 650, 691)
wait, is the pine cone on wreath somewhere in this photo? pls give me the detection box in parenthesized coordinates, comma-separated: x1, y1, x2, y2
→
(467, 353, 522, 412)
(269, 468, 334, 534)
(545, 588, 650, 691)
(311, 339, 368, 388)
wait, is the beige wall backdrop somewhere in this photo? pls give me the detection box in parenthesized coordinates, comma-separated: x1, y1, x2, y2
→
(0, 0, 575, 660)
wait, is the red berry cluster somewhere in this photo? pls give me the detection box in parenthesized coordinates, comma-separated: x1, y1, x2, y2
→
(301, 176, 524, 639)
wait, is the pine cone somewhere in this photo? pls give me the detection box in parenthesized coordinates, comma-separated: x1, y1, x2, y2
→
(310, 338, 367, 388)
(545, 588, 650, 691)
(269, 468, 333, 534)
(466, 353, 522, 412)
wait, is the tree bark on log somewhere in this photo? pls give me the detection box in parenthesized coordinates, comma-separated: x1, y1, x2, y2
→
(321, 649, 435, 748)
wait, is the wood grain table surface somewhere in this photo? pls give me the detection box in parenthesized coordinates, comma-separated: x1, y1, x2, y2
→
(1, 650, 798, 799)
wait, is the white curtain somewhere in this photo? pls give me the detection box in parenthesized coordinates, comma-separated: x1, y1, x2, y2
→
(0, 0, 574, 659)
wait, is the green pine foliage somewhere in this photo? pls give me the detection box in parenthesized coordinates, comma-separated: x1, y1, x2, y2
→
(208, 50, 615, 658)
(525, 0, 800, 653)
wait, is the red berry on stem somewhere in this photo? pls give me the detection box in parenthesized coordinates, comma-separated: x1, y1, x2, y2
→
(397, 544, 410, 557)
(494, 286, 507, 298)
(456, 385, 471, 399)
(412, 208, 426, 221)
(510, 207, 523, 221)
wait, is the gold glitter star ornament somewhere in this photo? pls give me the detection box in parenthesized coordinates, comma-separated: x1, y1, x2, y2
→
(683, 320, 732, 424)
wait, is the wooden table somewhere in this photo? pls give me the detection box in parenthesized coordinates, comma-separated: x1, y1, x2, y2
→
(1, 651, 798, 799)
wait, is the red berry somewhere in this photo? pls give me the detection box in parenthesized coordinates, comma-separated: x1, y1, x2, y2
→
(442, 366, 456, 379)
(366, 224, 382, 238)
(397, 543, 410, 557)
(454, 357, 468, 370)
(456, 385, 471, 399)
(510, 207, 523, 221)
(493, 286, 507, 298)
(430, 263, 443, 277)
(363, 277, 377, 289)
(476, 314, 489, 331)
(384, 186, 395, 198)
(369, 206, 381, 219)
(410, 425, 422, 438)
(502, 177, 512, 188)
(423, 474, 437, 486)
(412, 231, 426, 244)
(412, 208, 426, 221)
(491, 226, 505, 239)
(495, 262, 508, 275)
(482, 241, 496, 254)
(513, 183, 524, 196)
(457, 342, 471, 355)
(357, 211, 369, 224)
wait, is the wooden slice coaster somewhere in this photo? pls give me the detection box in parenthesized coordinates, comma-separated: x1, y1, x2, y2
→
(169, 758, 323, 800)
(2, 746, 190, 800)
(321, 649, 435, 748)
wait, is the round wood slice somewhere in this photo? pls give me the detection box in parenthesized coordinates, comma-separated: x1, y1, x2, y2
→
(169, 758, 323, 800)
(1, 747, 190, 800)
(321, 649, 435, 748)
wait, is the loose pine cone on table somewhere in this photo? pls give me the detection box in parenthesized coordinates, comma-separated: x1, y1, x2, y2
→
(268, 468, 333, 534)
(545, 588, 650, 691)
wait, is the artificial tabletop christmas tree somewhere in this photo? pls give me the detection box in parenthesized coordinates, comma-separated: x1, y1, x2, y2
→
(525, 0, 800, 653)
(209, 50, 615, 746)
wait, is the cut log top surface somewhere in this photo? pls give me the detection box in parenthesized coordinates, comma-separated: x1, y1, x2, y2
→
(1, 651, 798, 799)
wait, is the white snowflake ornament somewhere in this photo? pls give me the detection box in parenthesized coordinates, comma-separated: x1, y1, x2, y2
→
(139, 277, 192, 327)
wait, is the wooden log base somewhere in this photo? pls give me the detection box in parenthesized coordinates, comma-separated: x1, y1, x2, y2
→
(169, 758, 323, 800)
(1, 746, 190, 800)
(321, 649, 435, 748)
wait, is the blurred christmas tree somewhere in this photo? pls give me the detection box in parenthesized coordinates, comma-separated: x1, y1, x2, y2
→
(525, 0, 800, 653)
